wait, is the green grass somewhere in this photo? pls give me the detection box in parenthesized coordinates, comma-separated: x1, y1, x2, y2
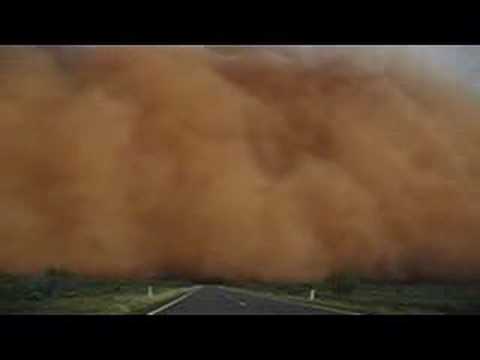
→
(232, 277, 480, 314)
(4, 269, 479, 314)
(0, 270, 191, 314)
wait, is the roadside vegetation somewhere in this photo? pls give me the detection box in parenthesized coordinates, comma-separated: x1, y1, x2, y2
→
(3, 269, 479, 314)
(0, 269, 191, 314)
(231, 274, 480, 314)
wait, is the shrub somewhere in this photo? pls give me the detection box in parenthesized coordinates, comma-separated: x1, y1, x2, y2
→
(27, 267, 75, 298)
(26, 291, 44, 301)
(64, 291, 77, 298)
(325, 273, 357, 295)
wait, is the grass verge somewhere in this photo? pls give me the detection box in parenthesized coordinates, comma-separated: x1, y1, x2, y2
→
(0, 270, 191, 314)
(230, 279, 480, 314)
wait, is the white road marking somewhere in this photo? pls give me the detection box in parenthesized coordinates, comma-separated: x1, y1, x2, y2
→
(147, 286, 202, 315)
(218, 286, 361, 315)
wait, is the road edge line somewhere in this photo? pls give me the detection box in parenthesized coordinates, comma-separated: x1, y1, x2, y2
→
(219, 286, 361, 315)
(147, 285, 202, 315)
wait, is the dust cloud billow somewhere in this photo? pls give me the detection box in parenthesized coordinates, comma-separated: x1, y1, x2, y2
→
(1, 45, 480, 282)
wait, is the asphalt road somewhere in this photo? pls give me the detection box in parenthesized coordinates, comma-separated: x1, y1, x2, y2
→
(158, 286, 335, 314)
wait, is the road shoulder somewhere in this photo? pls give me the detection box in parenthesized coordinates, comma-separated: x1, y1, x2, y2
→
(219, 286, 361, 315)
(147, 285, 203, 315)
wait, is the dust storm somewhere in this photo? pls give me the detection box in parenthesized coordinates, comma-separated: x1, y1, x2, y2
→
(0, 46, 479, 282)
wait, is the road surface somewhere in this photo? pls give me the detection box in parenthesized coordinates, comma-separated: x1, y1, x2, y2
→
(157, 286, 336, 314)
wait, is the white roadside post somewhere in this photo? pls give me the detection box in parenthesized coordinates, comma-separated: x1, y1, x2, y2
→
(309, 288, 316, 301)
(148, 286, 153, 298)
